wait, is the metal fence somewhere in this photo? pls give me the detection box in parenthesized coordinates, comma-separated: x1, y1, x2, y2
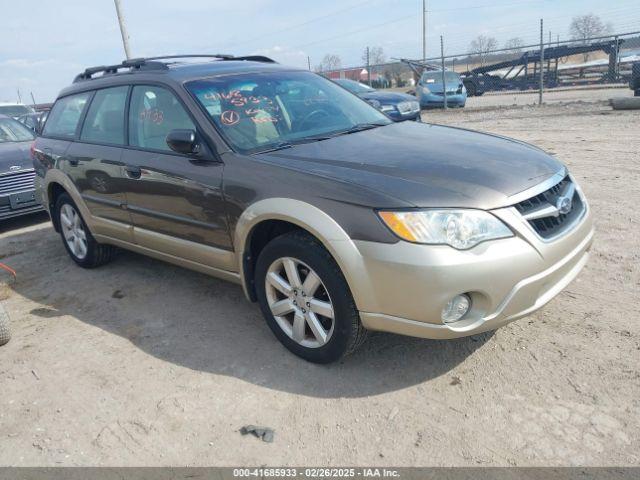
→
(319, 30, 640, 109)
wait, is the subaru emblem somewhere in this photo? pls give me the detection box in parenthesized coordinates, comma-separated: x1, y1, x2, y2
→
(9, 165, 22, 171)
(556, 195, 573, 215)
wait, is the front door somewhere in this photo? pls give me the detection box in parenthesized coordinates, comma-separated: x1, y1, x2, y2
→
(121, 84, 231, 268)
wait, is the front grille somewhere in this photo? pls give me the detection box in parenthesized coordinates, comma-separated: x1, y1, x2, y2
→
(0, 169, 36, 196)
(514, 175, 585, 239)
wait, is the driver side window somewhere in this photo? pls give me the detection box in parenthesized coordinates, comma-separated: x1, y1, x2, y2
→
(128, 85, 195, 152)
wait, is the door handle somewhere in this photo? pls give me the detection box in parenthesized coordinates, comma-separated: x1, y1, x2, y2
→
(125, 165, 142, 179)
(68, 157, 79, 166)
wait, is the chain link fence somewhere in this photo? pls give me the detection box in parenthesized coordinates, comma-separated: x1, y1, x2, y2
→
(319, 30, 640, 109)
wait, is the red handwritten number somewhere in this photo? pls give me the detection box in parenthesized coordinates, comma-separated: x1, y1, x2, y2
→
(220, 110, 240, 126)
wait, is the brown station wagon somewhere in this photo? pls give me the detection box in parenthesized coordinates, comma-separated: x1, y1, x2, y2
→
(33, 55, 594, 363)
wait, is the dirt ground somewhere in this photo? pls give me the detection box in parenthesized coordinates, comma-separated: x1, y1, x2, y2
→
(0, 101, 638, 467)
(465, 85, 633, 108)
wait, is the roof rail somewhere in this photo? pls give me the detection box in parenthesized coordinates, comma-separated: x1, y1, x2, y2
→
(73, 59, 168, 83)
(73, 54, 277, 83)
(137, 54, 276, 63)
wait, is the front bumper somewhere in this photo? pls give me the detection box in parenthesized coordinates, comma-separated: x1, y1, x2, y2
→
(343, 197, 594, 340)
(420, 93, 466, 108)
(386, 110, 422, 122)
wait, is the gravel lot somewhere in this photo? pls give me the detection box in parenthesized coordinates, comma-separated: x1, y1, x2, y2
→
(465, 85, 633, 108)
(0, 101, 638, 467)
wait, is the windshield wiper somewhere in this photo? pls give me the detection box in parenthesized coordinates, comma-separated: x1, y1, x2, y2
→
(254, 123, 387, 154)
(255, 141, 294, 154)
(333, 122, 388, 137)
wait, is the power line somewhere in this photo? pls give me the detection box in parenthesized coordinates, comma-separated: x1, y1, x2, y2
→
(295, 13, 416, 49)
(220, 0, 382, 48)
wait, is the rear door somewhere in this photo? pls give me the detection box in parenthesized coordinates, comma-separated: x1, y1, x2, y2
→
(121, 84, 231, 267)
(64, 86, 132, 233)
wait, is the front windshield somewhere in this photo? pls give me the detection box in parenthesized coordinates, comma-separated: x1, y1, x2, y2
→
(0, 105, 34, 117)
(0, 117, 35, 143)
(186, 71, 391, 153)
(421, 71, 461, 84)
(337, 79, 375, 94)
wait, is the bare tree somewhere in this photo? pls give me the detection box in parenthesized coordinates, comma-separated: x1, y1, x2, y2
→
(469, 35, 498, 66)
(361, 46, 386, 66)
(384, 62, 406, 87)
(569, 14, 612, 61)
(504, 37, 525, 53)
(314, 54, 342, 73)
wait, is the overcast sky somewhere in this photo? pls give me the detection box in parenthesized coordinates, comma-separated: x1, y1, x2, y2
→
(2, 0, 639, 103)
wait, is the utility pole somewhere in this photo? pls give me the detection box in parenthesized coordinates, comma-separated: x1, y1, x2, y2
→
(307, 56, 311, 71)
(16, 88, 22, 104)
(30, 92, 36, 108)
(539, 18, 544, 106)
(366, 47, 371, 86)
(441, 36, 447, 110)
(113, 0, 132, 60)
(422, 0, 427, 60)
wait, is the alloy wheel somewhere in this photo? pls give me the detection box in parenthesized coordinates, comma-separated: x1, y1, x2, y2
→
(60, 203, 88, 260)
(264, 257, 334, 348)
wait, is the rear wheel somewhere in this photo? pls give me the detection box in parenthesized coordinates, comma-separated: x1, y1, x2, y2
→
(464, 80, 477, 97)
(255, 232, 367, 363)
(55, 193, 114, 268)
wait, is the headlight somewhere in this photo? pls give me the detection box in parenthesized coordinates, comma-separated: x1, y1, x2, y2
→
(422, 86, 431, 94)
(378, 209, 513, 250)
(380, 104, 396, 112)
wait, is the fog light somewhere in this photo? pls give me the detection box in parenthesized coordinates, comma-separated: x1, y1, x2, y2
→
(442, 294, 471, 323)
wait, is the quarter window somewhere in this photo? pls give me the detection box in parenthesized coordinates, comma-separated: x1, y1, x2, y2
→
(128, 86, 195, 152)
(42, 92, 91, 138)
(80, 86, 128, 145)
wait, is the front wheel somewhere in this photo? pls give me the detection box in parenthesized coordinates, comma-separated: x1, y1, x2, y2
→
(255, 232, 368, 363)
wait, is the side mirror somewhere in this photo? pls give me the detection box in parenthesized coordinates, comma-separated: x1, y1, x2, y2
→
(166, 129, 200, 155)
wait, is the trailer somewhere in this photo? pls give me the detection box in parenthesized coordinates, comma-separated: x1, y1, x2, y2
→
(461, 39, 624, 96)
(632, 62, 640, 96)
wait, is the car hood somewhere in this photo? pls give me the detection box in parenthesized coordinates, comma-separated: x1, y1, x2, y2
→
(257, 122, 564, 209)
(0, 141, 33, 172)
(359, 91, 416, 103)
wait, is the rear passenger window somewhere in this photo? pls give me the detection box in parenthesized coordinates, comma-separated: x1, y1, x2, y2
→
(80, 86, 128, 145)
(42, 92, 91, 138)
(128, 85, 195, 152)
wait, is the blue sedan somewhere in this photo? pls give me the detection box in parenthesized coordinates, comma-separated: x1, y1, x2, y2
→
(417, 71, 467, 108)
(334, 79, 421, 122)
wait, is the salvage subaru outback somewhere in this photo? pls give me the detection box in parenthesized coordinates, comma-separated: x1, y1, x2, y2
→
(33, 55, 593, 363)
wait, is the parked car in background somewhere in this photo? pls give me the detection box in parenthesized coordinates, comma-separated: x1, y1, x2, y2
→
(17, 111, 47, 134)
(34, 55, 593, 363)
(334, 79, 421, 121)
(631, 62, 640, 96)
(0, 103, 36, 119)
(0, 115, 42, 220)
(417, 71, 467, 108)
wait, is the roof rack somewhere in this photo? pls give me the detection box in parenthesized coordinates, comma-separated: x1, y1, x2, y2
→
(73, 54, 277, 83)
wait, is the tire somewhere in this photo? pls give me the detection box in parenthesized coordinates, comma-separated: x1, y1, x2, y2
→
(0, 306, 10, 346)
(54, 193, 114, 268)
(464, 81, 477, 97)
(255, 231, 368, 363)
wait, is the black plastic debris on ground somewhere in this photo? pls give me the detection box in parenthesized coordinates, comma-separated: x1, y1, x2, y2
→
(240, 425, 275, 443)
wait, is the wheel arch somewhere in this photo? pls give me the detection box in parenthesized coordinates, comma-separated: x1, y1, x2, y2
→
(235, 198, 369, 307)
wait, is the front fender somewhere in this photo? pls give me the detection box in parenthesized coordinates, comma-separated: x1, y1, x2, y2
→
(234, 198, 378, 312)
